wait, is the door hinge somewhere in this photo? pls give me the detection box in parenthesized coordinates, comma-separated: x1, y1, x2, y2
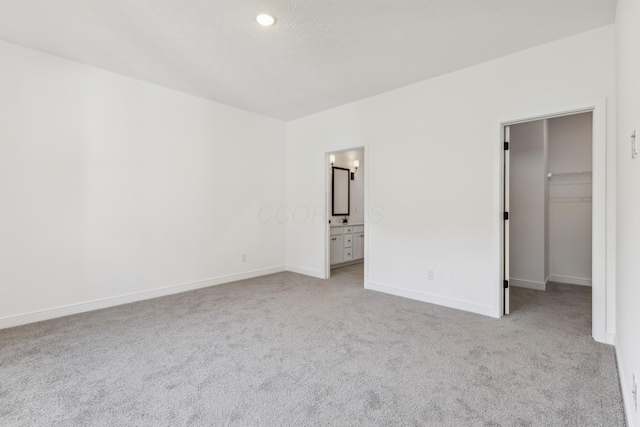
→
(504, 212, 509, 220)
(504, 141, 509, 150)
(504, 280, 509, 289)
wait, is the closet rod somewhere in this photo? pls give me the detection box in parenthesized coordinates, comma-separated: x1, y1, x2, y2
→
(547, 171, 592, 178)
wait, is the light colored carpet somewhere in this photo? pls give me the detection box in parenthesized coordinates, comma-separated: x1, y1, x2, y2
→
(0, 264, 625, 426)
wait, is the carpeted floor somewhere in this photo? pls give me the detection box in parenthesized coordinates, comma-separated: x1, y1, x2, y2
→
(0, 264, 625, 426)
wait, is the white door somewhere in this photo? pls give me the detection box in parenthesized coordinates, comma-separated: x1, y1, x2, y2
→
(504, 126, 510, 315)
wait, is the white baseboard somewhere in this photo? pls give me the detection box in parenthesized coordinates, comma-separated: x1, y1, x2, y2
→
(614, 336, 637, 427)
(549, 275, 592, 286)
(0, 266, 286, 330)
(510, 278, 546, 291)
(366, 281, 495, 318)
(330, 259, 364, 270)
(286, 265, 325, 279)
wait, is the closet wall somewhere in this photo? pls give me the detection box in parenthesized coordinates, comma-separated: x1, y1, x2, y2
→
(548, 113, 593, 286)
(509, 121, 548, 289)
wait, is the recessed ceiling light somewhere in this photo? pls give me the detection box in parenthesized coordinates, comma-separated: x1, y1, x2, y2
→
(256, 14, 276, 26)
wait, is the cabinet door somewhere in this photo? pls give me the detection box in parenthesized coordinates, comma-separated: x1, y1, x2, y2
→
(330, 235, 344, 265)
(343, 247, 353, 262)
(353, 232, 364, 260)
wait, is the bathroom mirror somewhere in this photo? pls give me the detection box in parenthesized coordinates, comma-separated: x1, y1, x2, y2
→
(332, 167, 350, 216)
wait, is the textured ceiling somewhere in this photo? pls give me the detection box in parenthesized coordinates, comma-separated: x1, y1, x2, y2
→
(0, 0, 616, 120)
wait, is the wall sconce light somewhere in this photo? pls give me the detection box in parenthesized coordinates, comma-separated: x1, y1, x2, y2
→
(351, 160, 359, 180)
(330, 154, 336, 167)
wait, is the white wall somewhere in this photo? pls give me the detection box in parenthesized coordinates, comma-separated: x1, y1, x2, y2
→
(0, 40, 287, 327)
(548, 113, 593, 286)
(330, 149, 365, 225)
(286, 26, 616, 324)
(509, 120, 547, 289)
(615, 1, 640, 425)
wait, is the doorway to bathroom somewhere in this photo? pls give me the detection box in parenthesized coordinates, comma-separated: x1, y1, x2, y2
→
(326, 148, 366, 285)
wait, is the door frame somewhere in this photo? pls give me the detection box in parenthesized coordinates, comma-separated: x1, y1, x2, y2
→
(324, 146, 368, 284)
(497, 100, 608, 343)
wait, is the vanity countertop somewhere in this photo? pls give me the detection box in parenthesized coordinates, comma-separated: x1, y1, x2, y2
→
(330, 223, 364, 227)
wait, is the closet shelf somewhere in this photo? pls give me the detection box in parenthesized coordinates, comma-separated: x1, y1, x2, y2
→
(547, 171, 592, 186)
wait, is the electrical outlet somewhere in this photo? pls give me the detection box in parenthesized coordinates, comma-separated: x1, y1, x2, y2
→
(427, 270, 434, 280)
(242, 254, 247, 262)
(633, 373, 638, 412)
